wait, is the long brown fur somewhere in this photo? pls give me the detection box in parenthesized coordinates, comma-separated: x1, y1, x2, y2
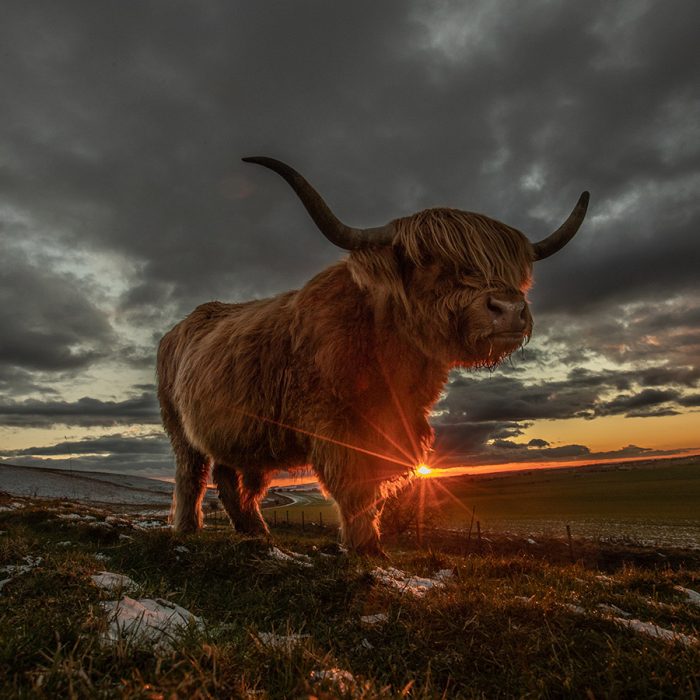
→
(157, 207, 534, 554)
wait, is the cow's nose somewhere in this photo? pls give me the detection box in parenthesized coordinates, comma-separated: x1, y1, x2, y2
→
(487, 296, 527, 332)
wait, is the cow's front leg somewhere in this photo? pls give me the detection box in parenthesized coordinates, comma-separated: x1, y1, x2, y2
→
(314, 454, 386, 555)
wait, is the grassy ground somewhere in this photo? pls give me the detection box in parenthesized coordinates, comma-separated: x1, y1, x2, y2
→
(438, 460, 700, 522)
(1, 497, 699, 699)
(264, 459, 700, 548)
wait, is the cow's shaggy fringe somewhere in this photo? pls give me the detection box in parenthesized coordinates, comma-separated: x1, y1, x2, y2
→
(394, 208, 533, 290)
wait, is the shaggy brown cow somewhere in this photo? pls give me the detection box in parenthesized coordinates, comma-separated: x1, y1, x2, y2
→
(157, 157, 589, 554)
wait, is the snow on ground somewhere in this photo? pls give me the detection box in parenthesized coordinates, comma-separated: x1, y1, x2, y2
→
(371, 567, 453, 597)
(100, 596, 202, 650)
(256, 632, 310, 650)
(0, 555, 43, 593)
(555, 598, 699, 647)
(0, 463, 173, 505)
(613, 617, 698, 647)
(268, 547, 313, 568)
(309, 668, 356, 694)
(675, 586, 700, 607)
(91, 571, 140, 594)
(360, 613, 388, 626)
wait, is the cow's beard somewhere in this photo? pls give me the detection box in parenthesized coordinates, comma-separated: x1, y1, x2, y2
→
(451, 323, 531, 370)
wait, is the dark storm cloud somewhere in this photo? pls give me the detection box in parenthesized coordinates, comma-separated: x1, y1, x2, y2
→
(436, 370, 697, 424)
(0, 432, 169, 458)
(0, 431, 173, 476)
(2, 0, 698, 307)
(0, 243, 115, 373)
(432, 367, 698, 459)
(1, 1, 699, 472)
(0, 391, 159, 428)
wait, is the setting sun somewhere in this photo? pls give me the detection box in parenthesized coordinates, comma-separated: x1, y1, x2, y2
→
(416, 464, 433, 477)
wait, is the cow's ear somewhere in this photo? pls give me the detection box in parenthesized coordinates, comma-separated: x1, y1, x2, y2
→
(347, 247, 410, 316)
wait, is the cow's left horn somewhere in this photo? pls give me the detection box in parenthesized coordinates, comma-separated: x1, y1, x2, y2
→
(531, 191, 590, 261)
(242, 156, 395, 250)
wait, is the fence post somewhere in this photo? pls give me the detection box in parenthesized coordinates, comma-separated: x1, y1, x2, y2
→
(566, 524, 575, 562)
(415, 513, 423, 548)
(466, 505, 476, 553)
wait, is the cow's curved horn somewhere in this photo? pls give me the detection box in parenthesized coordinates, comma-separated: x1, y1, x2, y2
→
(242, 156, 395, 250)
(531, 191, 590, 261)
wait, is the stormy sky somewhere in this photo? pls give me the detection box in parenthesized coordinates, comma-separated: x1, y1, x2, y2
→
(1, 0, 699, 478)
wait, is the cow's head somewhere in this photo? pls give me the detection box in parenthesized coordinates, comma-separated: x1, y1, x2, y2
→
(243, 157, 588, 368)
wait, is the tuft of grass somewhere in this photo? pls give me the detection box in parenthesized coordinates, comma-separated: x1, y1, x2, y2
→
(1, 498, 699, 698)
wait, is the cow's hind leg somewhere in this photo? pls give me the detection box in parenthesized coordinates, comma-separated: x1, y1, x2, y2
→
(212, 464, 270, 535)
(170, 432, 209, 532)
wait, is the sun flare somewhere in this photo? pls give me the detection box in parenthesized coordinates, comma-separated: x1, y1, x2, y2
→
(416, 463, 432, 477)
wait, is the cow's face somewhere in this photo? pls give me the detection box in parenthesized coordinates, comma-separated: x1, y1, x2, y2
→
(398, 252, 533, 368)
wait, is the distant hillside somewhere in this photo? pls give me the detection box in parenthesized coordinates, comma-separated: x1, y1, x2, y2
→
(0, 463, 174, 505)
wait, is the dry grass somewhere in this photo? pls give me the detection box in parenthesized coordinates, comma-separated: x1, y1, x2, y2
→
(1, 497, 699, 698)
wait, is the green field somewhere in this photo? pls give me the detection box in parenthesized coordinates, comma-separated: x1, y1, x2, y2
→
(439, 460, 700, 522)
(265, 458, 700, 547)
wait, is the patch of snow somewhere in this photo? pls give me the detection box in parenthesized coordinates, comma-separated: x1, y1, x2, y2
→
(371, 566, 446, 597)
(0, 555, 42, 576)
(256, 631, 310, 651)
(597, 603, 631, 618)
(100, 596, 202, 650)
(309, 668, 356, 694)
(526, 538, 537, 545)
(268, 547, 313, 568)
(174, 545, 190, 554)
(118, 534, 133, 541)
(86, 521, 112, 529)
(0, 555, 43, 594)
(561, 598, 697, 646)
(360, 613, 388, 625)
(674, 586, 700, 607)
(563, 603, 587, 615)
(91, 571, 140, 594)
(613, 617, 698, 647)
(134, 520, 167, 529)
(58, 513, 93, 521)
(93, 553, 110, 562)
(55, 541, 73, 547)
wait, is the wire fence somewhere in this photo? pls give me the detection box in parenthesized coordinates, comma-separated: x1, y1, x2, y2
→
(202, 504, 577, 560)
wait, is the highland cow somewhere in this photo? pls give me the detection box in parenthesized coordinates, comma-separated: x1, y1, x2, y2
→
(157, 157, 589, 554)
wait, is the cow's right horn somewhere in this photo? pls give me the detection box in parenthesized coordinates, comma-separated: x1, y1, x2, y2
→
(242, 156, 395, 250)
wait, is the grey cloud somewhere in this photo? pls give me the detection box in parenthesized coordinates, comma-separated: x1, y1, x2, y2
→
(0, 392, 159, 428)
(0, 432, 169, 458)
(0, 244, 115, 373)
(597, 388, 681, 416)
